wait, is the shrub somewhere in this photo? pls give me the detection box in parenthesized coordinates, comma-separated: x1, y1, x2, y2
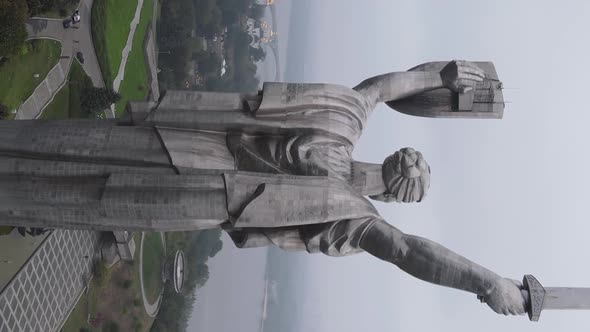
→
(93, 260, 111, 288)
(121, 279, 133, 289)
(0, 0, 29, 57)
(80, 87, 121, 114)
(103, 321, 120, 332)
(0, 104, 9, 119)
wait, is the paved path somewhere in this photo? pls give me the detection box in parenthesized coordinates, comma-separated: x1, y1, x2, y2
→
(16, 19, 73, 120)
(145, 26, 160, 101)
(0, 230, 100, 332)
(75, 0, 105, 89)
(109, 0, 145, 115)
(112, 0, 144, 92)
(16, 0, 109, 119)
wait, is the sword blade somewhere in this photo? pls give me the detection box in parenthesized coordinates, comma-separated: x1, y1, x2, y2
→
(544, 287, 590, 310)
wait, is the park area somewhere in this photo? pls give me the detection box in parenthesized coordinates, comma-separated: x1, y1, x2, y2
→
(91, 0, 139, 87)
(92, 0, 156, 117)
(0, 39, 62, 116)
(114, 0, 155, 116)
(61, 232, 165, 332)
(41, 60, 95, 119)
(141, 231, 165, 304)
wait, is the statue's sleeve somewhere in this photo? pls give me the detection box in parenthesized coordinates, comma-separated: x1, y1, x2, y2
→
(299, 217, 380, 257)
(225, 217, 381, 256)
(226, 227, 308, 251)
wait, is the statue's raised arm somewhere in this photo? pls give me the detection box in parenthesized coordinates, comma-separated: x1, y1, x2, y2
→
(355, 60, 505, 119)
(360, 218, 527, 316)
(354, 60, 484, 104)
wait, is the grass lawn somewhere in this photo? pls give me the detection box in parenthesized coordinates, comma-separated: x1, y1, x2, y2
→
(0, 40, 62, 111)
(114, 0, 154, 117)
(91, 0, 139, 87)
(41, 83, 70, 120)
(0, 226, 13, 235)
(60, 286, 95, 332)
(142, 231, 165, 304)
(41, 60, 94, 119)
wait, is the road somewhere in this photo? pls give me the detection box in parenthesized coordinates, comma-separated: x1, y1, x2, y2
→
(17, 0, 111, 119)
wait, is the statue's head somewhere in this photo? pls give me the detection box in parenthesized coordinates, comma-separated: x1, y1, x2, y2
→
(370, 147, 431, 203)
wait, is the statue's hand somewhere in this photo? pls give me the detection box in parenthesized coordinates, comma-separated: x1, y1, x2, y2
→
(482, 278, 527, 315)
(440, 60, 485, 93)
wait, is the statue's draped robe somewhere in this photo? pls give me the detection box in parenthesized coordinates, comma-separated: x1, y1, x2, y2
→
(0, 83, 385, 256)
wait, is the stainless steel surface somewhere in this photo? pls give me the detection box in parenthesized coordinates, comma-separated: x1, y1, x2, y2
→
(544, 287, 590, 310)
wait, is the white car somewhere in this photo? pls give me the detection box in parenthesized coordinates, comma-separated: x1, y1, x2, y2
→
(72, 10, 81, 23)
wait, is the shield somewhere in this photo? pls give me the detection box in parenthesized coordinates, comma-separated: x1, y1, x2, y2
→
(386, 61, 505, 119)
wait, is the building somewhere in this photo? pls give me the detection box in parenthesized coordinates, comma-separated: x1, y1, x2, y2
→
(245, 18, 278, 49)
(255, 0, 274, 5)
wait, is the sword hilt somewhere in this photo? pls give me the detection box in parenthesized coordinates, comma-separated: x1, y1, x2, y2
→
(477, 275, 545, 321)
(476, 290, 530, 306)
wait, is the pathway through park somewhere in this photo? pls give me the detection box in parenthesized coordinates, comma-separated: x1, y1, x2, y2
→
(110, 0, 145, 115)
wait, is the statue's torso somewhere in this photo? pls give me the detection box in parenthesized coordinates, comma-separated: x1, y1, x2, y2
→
(156, 82, 373, 180)
(0, 83, 378, 256)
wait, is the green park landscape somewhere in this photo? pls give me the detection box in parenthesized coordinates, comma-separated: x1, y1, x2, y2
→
(114, 0, 155, 116)
(142, 232, 165, 304)
(0, 39, 61, 115)
(91, 0, 139, 86)
(60, 230, 223, 332)
(61, 233, 160, 332)
(41, 60, 94, 119)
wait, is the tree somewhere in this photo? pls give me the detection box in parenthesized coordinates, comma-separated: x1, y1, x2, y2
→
(250, 4, 266, 20)
(81, 87, 121, 114)
(249, 46, 266, 62)
(208, 239, 223, 258)
(151, 229, 222, 332)
(195, 51, 221, 75)
(102, 321, 120, 332)
(0, 0, 29, 57)
(0, 104, 9, 119)
(194, 263, 209, 287)
(25, 0, 78, 16)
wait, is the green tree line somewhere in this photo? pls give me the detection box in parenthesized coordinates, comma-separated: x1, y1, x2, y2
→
(150, 229, 223, 332)
(157, 0, 265, 92)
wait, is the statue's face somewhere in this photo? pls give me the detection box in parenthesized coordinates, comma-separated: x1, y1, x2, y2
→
(371, 148, 431, 203)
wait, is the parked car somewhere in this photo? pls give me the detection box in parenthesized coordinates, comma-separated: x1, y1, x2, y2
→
(72, 9, 81, 23)
(76, 52, 85, 64)
(62, 19, 71, 29)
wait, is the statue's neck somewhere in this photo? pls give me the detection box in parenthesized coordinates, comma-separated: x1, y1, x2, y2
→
(350, 161, 386, 196)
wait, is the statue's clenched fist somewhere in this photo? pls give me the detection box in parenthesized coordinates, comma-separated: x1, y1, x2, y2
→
(440, 60, 485, 93)
(480, 278, 528, 316)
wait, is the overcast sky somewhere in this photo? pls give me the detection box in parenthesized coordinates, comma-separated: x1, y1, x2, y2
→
(192, 1, 590, 331)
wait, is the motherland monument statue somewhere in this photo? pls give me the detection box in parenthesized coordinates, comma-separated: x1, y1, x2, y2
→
(1, 60, 584, 320)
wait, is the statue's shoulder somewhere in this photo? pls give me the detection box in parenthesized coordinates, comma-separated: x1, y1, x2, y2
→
(259, 82, 373, 120)
(261, 82, 369, 101)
